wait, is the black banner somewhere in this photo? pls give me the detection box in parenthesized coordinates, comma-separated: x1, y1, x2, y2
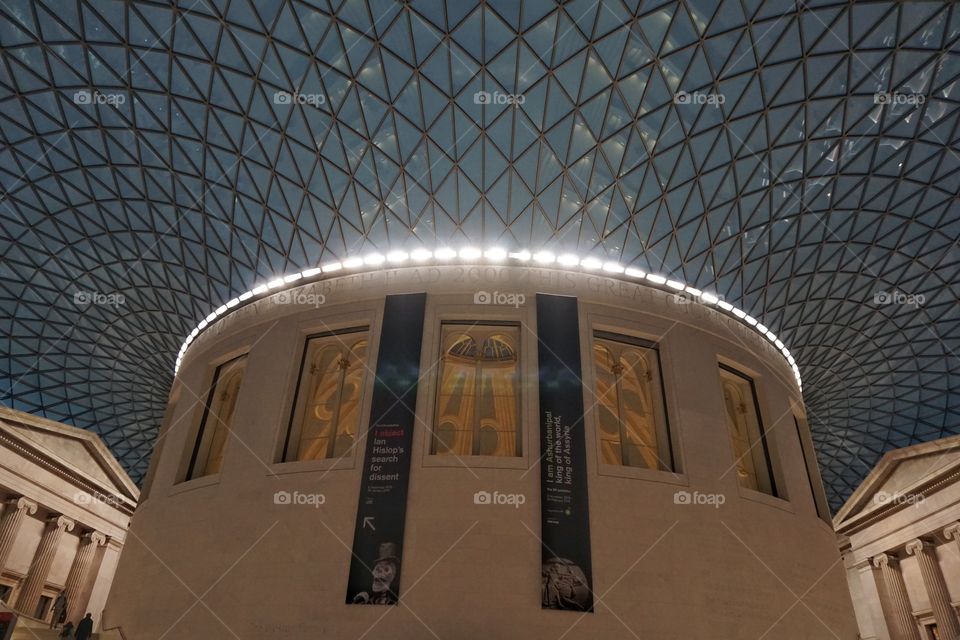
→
(346, 293, 426, 605)
(536, 294, 594, 612)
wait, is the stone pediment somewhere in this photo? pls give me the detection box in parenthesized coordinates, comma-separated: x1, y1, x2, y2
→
(0, 407, 138, 502)
(834, 435, 960, 531)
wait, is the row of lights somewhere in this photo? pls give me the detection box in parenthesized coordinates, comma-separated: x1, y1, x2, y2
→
(175, 248, 802, 391)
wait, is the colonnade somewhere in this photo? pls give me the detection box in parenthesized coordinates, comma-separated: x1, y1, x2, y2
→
(0, 495, 107, 622)
(871, 525, 960, 639)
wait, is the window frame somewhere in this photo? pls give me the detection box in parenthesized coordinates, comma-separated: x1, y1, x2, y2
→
(280, 326, 371, 463)
(267, 304, 382, 475)
(34, 594, 52, 621)
(718, 363, 779, 498)
(420, 299, 534, 471)
(183, 353, 248, 482)
(0, 581, 12, 604)
(591, 330, 675, 472)
(430, 320, 523, 457)
(580, 307, 686, 485)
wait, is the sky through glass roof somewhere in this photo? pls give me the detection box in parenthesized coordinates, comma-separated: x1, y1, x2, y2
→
(0, 0, 958, 509)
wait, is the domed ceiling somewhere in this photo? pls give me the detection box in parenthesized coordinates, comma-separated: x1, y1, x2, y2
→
(0, 0, 957, 510)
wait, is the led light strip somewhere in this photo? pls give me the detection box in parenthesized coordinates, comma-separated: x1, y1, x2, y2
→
(174, 248, 802, 391)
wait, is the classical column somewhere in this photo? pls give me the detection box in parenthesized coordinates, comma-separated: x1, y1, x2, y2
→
(0, 497, 38, 571)
(873, 553, 921, 640)
(15, 515, 74, 616)
(905, 539, 960, 639)
(63, 530, 106, 623)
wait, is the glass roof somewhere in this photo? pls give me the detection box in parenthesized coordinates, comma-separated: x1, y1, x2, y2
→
(0, 0, 957, 510)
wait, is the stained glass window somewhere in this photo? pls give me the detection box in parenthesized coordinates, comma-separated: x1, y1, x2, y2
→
(284, 330, 369, 462)
(185, 354, 247, 480)
(592, 333, 672, 471)
(433, 324, 520, 457)
(719, 366, 776, 496)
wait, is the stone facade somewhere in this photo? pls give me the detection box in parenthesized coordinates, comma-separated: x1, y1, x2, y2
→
(0, 406, 136, 632)
(836, 436, 960, 639)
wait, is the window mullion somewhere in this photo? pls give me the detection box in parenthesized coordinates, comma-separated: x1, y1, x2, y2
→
(614, 373, 629, 466)
(473, 357, 482, 455)
(327, 351, 349, 459)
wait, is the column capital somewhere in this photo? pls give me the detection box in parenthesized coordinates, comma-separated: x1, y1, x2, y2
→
(905, 538, 932, 556)
(6, 497, 38, 515)
(49, 515, 75, 533)
(85, 530, 107, 546)
(872, 552, 898, 568)
(944, 523, 960, 541)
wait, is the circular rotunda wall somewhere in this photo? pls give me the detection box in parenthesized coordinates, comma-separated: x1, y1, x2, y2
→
(105, 263, 855, 639)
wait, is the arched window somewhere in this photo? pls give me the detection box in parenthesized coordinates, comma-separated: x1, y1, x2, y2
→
(433, 324, 520, 457)
(719, 366, 776, 496)
(592, 333, 672, 470)
(284, 330, 369, 462)
(186, 354, 247, 480)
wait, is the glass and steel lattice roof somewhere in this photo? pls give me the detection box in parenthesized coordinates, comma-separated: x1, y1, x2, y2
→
(0, 0, 957, 510)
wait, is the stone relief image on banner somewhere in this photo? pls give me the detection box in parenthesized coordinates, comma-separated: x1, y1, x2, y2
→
(350, 542, 400, 605)
(542, 557, 592, 611)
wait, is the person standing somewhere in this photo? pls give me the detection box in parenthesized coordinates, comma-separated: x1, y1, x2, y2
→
(49, 590, 67, 629)
(58, 621, 74, 638)
(74, 613, 93, 640)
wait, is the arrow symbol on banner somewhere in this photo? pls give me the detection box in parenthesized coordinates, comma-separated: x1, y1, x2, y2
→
(363, 516, 376, 531)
